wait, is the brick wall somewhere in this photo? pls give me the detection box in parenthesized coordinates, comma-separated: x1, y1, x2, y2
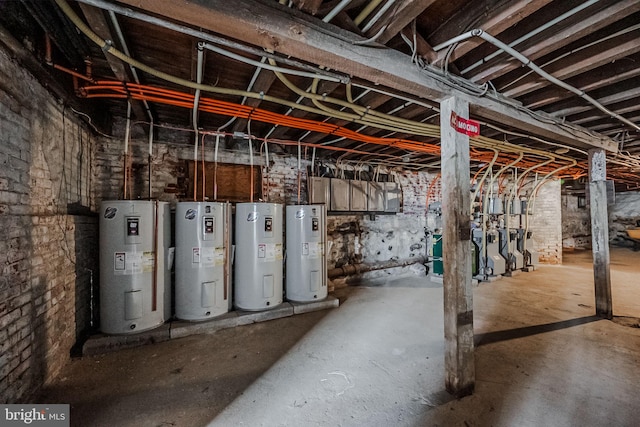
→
(95, 135, 433, 291)
(529, 179, 562, 264)
(0, 46, 97, 403)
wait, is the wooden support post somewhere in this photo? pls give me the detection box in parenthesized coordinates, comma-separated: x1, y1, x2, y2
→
(440, 96, 475, 396)
(588, 148, 612, 319)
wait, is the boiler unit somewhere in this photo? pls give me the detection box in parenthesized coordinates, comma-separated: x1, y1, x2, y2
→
(99, 200, 171, 334)
(285, 205, 327, 302)
(486, 229, 506, 276)
(521, 230, 539, 268)
(234, 203, 283, 310)
(175, 202, 231, 321)
(509, 229, 525, 270)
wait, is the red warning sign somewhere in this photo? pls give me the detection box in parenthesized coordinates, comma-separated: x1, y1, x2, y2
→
(450, 112, 480, 137)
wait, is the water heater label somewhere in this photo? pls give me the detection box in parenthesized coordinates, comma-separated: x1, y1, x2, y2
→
(257, 243, 283, 261)
(257, 244, 267, 259)
(200, 247, 216, 267)
(309, 242, 319, 258)
(115, 252, 126, 270)
(192, 247, 201, 264)
(114, 251, 153, 275)
(142, 252, 155, 273)
(214, 247, 225, 266)
(302, 242, 321, 259)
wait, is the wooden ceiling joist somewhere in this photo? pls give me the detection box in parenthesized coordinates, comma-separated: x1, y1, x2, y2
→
(112, 0, 618, 152)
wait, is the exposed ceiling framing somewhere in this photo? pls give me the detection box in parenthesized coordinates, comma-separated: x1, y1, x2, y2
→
(2, 0, 640, 189)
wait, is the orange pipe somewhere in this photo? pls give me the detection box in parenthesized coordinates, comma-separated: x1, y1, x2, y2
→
(79, 80, 600, 180)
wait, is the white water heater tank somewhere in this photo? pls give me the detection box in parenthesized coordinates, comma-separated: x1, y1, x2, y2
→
(99, 200, 171, 334)
(234, 203, 283, 310)
(286, 205, 327, 302)
(175, 202, 231, 321)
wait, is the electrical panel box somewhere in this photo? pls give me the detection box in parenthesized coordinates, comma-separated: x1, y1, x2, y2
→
(368, 182, 385, 212)
(350, 180, 368, 211)
(330, 178, 350, 211)
(308, 177, 330, 205)
(384, 182, 401, 213)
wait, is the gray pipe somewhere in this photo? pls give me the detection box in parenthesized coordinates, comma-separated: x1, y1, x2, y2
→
(328, 257, 426, 278)
(433, 29, 640, 133)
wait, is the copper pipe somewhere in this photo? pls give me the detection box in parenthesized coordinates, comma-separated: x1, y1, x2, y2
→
(45, 34, 52, 65)
(53, 64, 94, 82)
(152, 200, 159, 312)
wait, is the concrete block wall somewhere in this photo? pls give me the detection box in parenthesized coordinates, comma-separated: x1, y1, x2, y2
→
(0, 46, 97, 402)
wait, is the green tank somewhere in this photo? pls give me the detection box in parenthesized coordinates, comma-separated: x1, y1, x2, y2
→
(432, 234, 479, 276)
(432, 234, 443, 275)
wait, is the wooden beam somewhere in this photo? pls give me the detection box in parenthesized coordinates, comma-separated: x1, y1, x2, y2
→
(432, 0, 552, 66)
(502, 33, 640, 99)
(520, 52, 640, 109)
(291, 0, 323, 15)
(112, 0, 617, 152)
(364, 0, 437, 44)
(440, 95, 474, 396)
(469, 0, 640, 83)
(79, 3, 147, 119)
(267, 80, 342, 140)
(550, 86, 640, 119)
(588, 148, 612, 319)
(400, 26, 436, 64)
(0, 23, 92, 115)
(232, 69, 278, 134)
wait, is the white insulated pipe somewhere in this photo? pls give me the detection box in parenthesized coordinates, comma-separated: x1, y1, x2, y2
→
(433, 28, 640, 133)
(323, 0, 353, 23)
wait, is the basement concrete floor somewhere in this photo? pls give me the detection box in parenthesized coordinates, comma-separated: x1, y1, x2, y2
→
(40, 247, 640, 427)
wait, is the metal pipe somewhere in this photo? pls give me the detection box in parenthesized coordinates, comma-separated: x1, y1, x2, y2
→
(433, 28, 640, 133)
(123, 101, 131, 199)
(323, 0, 353, 23)
(77, 0, 349, 83)
(148, 118, 153, 199)
(214, 134, 220, 200)
(328, 257, 426, 278)
(297, 138, 302, 203)
(249, 137, 254, 203)
(459, 0, 599, 75)
(192, 43, 204, 201)
(202, 42, 342, 83)
(218, 57, 267, 131)
(354, 0, 384, 26)
(152, 200, 159, 311)
(108, 10, 154, 122)
(52, 63, 94, 82)
(361, 0, 397, 33)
